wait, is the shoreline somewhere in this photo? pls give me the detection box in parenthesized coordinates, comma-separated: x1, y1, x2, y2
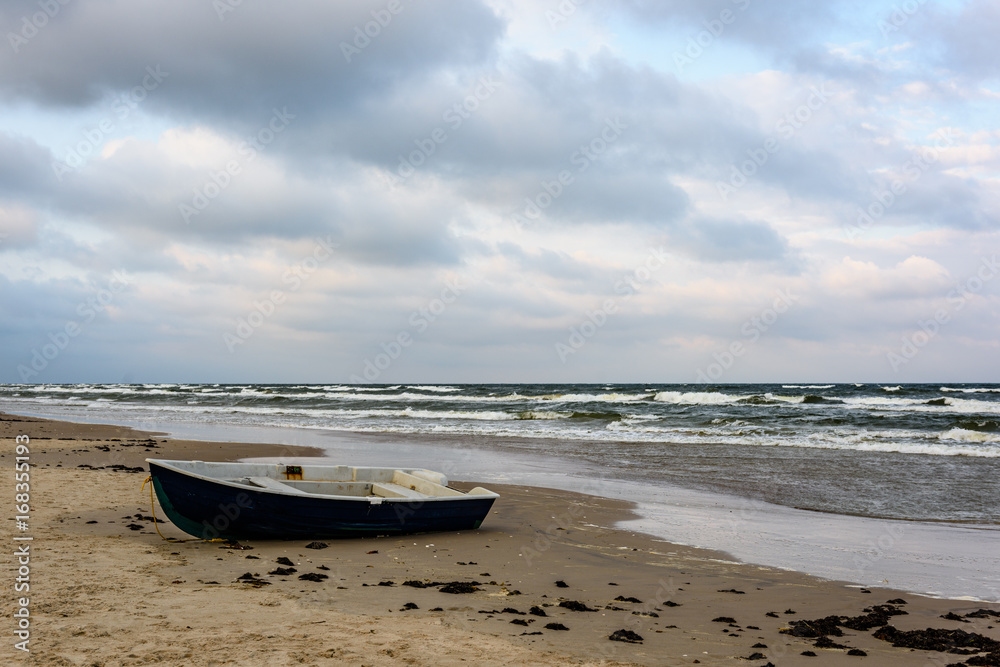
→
(2, 412, 1000, 665)
(6, 406, 1000, 601)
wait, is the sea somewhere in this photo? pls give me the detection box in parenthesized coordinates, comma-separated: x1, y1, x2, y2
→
(3, 382, 999, 600)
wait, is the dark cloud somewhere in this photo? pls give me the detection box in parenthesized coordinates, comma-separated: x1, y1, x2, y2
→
(0, 0, 996, 382)
(0, 0, 504, 125)
(673, 217, 789, 262)
(0, 132, 56, 200)
(538, 170, 690, 226)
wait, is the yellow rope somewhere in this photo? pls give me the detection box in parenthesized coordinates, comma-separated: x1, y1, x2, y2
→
(141, 475, 188, 543)
(141, 475, 222, 543)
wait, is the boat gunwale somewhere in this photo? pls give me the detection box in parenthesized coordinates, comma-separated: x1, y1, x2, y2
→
(146, 458, 499, 503)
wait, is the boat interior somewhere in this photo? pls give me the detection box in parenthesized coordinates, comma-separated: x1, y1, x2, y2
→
(148, 459, 498, 500)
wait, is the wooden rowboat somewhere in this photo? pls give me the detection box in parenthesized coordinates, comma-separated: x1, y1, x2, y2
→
(146, 459, 499, 540)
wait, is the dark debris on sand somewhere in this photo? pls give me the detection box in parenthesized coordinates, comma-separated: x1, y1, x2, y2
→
(873, 625, 1000, 655)
(609, 629, 643, 644)
(219, 540, 252, 550)
(776, 599, 1000, 666)
(438, 581, 481, 594)
(780, 603, 908, 638)
(944, 612, 973, 623)
(559, 600, 598, 612)
(843, 604, 910, 631)
(402, 580, 481, 593)
(478, 608, 525, 616)
(235, 572, 270, 587)
(813, 636, 848, 650)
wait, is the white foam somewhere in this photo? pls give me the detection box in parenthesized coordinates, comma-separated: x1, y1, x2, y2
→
(941, 387, 1000, 394)
(843, 396, 1000, 415)
(782, 385, 835, 389)
(763, 393, 808, 403)
(939, 428, 1000, 444)
(540, 392, 652, 403)
(652, 391, 747, 404)
(406, 385, 463, 392)
(517, 410, 572, 420)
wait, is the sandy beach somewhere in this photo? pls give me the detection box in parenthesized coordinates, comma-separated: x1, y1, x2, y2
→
(3, 412, 999, 666)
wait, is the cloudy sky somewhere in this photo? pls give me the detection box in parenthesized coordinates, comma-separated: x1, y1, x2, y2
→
(1, 0, 997, 384)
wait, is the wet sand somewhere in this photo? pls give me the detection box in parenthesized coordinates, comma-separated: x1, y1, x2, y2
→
(2, 411, 999, 666)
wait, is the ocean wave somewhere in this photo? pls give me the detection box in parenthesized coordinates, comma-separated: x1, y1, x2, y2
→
(736, 395, 777, 405)
(233, 391, 331, 401)
(782, 385, 835, 389)
(179, 405, 586, 423)
(801, 394, 842, 404)
(881, 385, 903, 392)
(825, 440, 1000, 457)
(247, 406, 521, 421)
(602, 422, 1000, 457)
(516, 410, 572, 420)
(20, 384, 133, 394)
(842, 396, 1000, 415)
(653, 391, 748, 404)
(739, 393, 843, 405)
(7, 391, 1000, 459)
(939, 428, 1000, 444)
(763, 393, 808, 403)
(941, 387, 1000, 394)
(955, 419, 999, 432)
(569, 411, 624, 421)
(406, 385, 463, 392)
(322, 391, 527, 403)
(540, 392, 652, 403)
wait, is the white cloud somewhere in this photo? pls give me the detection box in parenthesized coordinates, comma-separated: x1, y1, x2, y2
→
(0, 0, 997, 382)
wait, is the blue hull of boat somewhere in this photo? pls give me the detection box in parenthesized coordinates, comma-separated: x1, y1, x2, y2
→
(148, 462, 497, 540)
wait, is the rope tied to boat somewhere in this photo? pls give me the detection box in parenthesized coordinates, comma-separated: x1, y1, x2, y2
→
(140, 475, 196, 543)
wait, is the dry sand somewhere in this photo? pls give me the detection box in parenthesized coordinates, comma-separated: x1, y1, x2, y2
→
(2, 412, 999, 666)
